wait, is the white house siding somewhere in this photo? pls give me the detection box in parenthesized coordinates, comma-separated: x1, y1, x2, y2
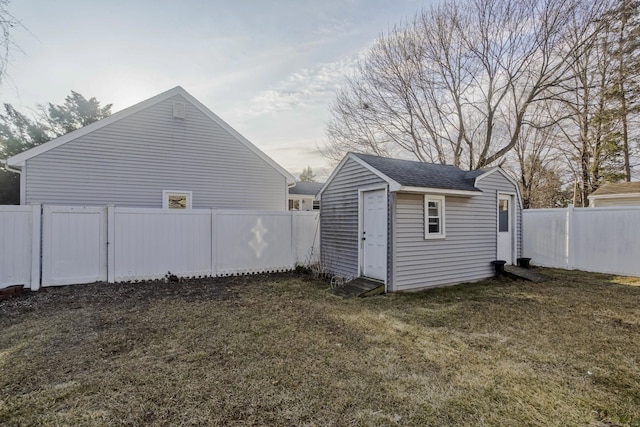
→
(591, 196, 640, 207)
(392, 171, 521, 291)
(23, 94, 286, 209)
(320, 159, 385, 279)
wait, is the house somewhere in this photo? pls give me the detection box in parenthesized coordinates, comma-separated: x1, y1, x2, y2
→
(317, 153, 522, 292)
(3, 86, 295, 210)
(288, 181, 323, 211)
(587, 182, 640, 207)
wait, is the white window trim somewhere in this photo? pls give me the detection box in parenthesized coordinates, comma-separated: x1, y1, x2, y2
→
(162, 190, 193, 209)
(424, 194, 446, 239)
(288, 198, 301, 210)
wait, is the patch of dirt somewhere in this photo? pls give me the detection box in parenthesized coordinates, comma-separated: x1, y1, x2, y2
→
(0, 272, 308, 320)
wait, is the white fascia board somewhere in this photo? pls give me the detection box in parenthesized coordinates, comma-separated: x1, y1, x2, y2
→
(7, 86, 185, 167)
(395, 186, 481, 197)
(315, 155, 350, 200)
(316, 153, 398, 200)
(177, 89, 296, 185)
(475, 167, 523, 207)
(473, 166, 500, 185)
(6, 86, 296, 185)
(588, 192, 640, 200)
(348, 154, 399, 186)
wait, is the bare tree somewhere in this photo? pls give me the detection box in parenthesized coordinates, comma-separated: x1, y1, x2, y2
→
(324, 0, 613, 171)
(507, 102, 569, 208)
(0, 0, 20, 86)
(550, 3, 634, 206)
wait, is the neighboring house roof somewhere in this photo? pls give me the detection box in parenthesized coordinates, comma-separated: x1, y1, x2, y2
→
(4, 86, 296, 185)
(289, 181, 324, 196)
(588, 182, 640, 198)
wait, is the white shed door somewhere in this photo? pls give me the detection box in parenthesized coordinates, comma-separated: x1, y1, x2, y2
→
(497, 194, 513, 264)
(362, 189, 387, 281)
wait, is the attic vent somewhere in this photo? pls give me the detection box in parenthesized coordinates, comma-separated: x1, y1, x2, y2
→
(173, 101, 186, 119)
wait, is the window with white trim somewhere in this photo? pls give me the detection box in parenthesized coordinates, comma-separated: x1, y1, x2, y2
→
(163, 190, 192, 209)
(424, 195, 446, 239)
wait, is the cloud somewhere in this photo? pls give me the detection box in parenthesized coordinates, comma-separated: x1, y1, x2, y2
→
(313, 18, 356, 38)
(245, 56, 359, 116)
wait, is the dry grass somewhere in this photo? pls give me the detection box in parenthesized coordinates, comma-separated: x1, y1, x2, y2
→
(1, 269, 639, 426)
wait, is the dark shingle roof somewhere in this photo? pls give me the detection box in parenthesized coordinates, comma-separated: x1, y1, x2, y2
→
(352, 153, 481, 192)
(289, 181, 325, 195)
(590, 182, 640, 196)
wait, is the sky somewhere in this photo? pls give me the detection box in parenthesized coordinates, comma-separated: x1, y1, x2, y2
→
(1, 0, 433, 180)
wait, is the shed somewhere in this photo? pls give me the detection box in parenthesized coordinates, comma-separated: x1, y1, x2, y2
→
(4, 86, 295, 210)
(317, 153, 522, 292)
(587, 182, 640, 207)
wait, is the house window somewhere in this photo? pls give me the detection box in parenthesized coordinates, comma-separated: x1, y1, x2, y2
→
(289, 199, 300, 210)
(312, 200, 320, 210)
(163, 190, 192, 209)
(424, 195, 446, 239)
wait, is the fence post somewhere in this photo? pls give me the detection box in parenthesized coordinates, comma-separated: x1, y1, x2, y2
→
(291, 211, 297, 268)
(566, 204, 575, 269)
(107, 205, 115, 283)
(30, 204, 41, 291)
(211, 209, 217, 277)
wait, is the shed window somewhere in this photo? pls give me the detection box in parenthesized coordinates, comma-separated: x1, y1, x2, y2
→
(163, 190, 192, 209)
(498, 199, 509, 232)
(424, 195, 446, 239)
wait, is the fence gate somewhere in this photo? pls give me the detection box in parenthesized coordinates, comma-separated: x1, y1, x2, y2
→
(42, 206, 107, 286)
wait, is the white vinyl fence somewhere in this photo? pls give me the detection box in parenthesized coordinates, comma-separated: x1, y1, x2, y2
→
(42, 206, 107, 286)
(0, 205, 40, 289)
(523, 205, 640, 277)
(0, 206, 320, 290)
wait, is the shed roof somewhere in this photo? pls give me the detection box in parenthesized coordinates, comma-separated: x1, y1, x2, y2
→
(351, 153, 481, 193)
(589, 182, 640, 197)
(289, 181, 324, 196)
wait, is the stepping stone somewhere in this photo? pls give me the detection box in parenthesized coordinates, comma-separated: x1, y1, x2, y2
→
(503, 265, 548, 282)
(331, 277, 385, 297)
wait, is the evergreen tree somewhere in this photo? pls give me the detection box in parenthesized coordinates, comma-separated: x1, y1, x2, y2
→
(299, 165, 316, 182)
(605, 0, 640, 181)
(0, 91, 112, 204)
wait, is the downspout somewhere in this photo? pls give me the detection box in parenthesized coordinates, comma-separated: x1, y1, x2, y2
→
(3, 159, 21, 175)
(3, 159, 24, 205)
(287, 180, 296, 210)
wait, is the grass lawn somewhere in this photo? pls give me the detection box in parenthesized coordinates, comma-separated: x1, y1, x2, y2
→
(1, 269, 639, 426)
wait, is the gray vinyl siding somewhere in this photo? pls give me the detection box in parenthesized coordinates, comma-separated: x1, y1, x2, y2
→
(392, 171, 521, 292)
(476, 171, 522, 258)
(24, 94, 286, 209)
(320, 159, 385, 279)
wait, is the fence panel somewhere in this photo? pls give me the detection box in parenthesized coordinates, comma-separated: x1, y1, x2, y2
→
(572, 208, 640, 276)
(42, 206, 107, 286)
(215, 211, 293, 275)
(293, 211, 320, 265)
(523, 206, 640, 277)
(0, 206, 38, 289)
(522, 209, 569, 269)
(2, 206, 320, 287)
(113, 208, 212, 281)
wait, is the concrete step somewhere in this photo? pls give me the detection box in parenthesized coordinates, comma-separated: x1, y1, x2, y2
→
(503, 265, 548, 283)
(331, 277, 385, 298)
